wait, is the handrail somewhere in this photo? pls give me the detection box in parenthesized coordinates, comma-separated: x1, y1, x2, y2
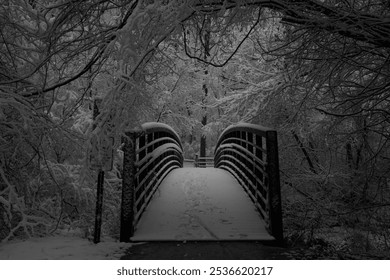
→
(120, 122, 183, 242)
(194, 154, 214, 168)
(214, 123, 283, 242)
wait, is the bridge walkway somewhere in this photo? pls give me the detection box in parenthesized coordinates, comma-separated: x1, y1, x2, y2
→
(131, 167, 273, 241)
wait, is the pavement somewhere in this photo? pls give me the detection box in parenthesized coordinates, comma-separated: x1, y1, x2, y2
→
(120, 241, 290, 260)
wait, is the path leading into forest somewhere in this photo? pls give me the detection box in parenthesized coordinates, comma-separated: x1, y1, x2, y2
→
(131, 168, 273, 241)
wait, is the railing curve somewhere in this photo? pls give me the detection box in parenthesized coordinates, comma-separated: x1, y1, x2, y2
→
(120, 122, 183, 241)
(214, 123, 283, 242)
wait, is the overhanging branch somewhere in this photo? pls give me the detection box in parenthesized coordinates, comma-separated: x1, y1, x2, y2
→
(182, 8, 261, 67)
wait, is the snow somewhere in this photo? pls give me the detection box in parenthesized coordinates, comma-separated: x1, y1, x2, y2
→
(141, 122, 182, 145)
(142, 121, 175, 131)
(0, 234, 135, 260)
(132, 167, 273, 241)
(217, 122, 273, 143)
(137, 142, 182, 166)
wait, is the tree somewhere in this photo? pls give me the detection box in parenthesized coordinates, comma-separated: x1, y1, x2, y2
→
(2, 0, 390, 253)
(0, 0, 138, 241)
(250, 2, 390, 250)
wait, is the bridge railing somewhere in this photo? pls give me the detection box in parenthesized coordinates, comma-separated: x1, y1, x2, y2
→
(120, 122, 183, 242)
(194, 154, 214, 168)
(214, 123, 283, 242)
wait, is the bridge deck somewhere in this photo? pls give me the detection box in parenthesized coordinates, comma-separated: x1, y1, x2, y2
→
(131, 168, 273, 241)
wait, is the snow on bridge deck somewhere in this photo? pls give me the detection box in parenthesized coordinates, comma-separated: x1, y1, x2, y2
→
(131, 168, 273, 241)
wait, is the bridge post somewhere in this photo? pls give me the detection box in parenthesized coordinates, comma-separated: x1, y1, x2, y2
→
(266, 130, 284, 242)
(120, 132, 137, 242)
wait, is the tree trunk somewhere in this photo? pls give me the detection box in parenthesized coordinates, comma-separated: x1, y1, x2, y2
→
(291, 130, 317, 174)
(346, 141, 353, 168)
(200, 15, 210, 158)
(200, 113, 207, 157)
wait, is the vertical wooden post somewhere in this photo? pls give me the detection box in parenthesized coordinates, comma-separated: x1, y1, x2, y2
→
(92, 98, 104, 244)
(120, 132, 137, 242)
(266, 130, 284, 243)
(93, 170, 104, 243)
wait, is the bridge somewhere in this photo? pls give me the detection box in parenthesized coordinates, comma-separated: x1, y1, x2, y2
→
(120, 122, 283, 244)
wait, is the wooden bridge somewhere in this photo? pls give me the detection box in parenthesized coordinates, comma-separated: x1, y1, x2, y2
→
(120, 122, 283, 243)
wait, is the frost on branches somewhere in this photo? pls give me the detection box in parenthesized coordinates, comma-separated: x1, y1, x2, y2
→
(1, 0, 390, 256)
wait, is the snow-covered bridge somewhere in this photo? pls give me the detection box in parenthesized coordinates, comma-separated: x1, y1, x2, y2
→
(120, 122, 283, 243)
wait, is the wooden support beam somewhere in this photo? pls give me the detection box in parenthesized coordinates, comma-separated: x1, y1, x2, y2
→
(266, 130, 284, 243)
(120, 132, 137, 242)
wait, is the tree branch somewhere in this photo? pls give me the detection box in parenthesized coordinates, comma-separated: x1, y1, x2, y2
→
(182, 8, 261, 67)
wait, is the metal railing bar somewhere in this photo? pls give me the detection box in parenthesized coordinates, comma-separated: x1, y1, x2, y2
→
(216, 157, 268, 207)
(218, 164, 268, 220)
(135, 153, 182, 192)
(216, 123, 275, 147)
(218, 137, 267, 154)
(137, 136, 182, 155)
(216, 154, 268, 194)
(220, 155, 267, 188)
(136, 143, 182, 167)
(215, 144, 266, 168)
(214, 122, 283, 243)
(134, 164, 179, 224)
(141, 122, 183, 149)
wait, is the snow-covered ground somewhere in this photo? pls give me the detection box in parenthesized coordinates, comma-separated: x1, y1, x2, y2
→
(0, 234, 134, 260)
(0, 167, 270, 259)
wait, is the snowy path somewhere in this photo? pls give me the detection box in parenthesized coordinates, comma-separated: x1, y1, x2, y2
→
(131, 168, 273, 241)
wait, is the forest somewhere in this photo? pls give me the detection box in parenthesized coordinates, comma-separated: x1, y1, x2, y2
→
(1, 0, 390, 258)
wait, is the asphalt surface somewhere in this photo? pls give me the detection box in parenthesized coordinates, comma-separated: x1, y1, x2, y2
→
(121, 241, 290, 260)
